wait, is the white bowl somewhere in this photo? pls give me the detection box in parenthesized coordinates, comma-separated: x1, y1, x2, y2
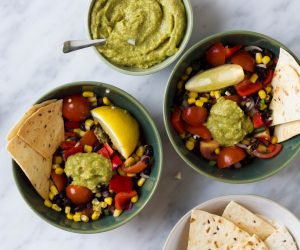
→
(163, 195, 300, 250)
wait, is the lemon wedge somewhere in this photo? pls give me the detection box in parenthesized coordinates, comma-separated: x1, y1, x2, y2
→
(91, 106, 139, 159)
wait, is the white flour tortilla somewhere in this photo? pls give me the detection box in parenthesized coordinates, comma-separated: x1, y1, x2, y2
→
(264, 226, 298, 250)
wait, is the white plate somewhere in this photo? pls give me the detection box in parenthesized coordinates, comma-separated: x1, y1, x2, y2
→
(163, 195, 300, 250)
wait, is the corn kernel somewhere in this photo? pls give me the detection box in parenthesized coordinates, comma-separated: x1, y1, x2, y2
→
(260, 104, 267, 110)
(91, 101, 97, 107)
(136, 146, 145, 157)
(131, 195, 139, 203)
(100, 202, 107, 208)
(118, 167, 126, 176)
(103, 97, 111, 105)
(55, 167, 64, 175)
(187, 98, 196, 104)
(52, 164, 60, 170)
(210, 91, 215, 97)
(91, 211, 101, 221)
(124, 157, 136, 167)
(185, 66, 193, 75)
(44, 199, 52, 208)
(250, 73, 259, 83)
(65, 206, 71, 214)
(214, 91, 221, 99)
(85, 119, 94, 131)
(188, 92, 198, 99)
(88, 96, 97, 103)
(49, 192, 55, 201)
(185, 140, 195, 151)
(84, 145, 93, 153)
(73, 214, 81, 222)
(51, 204, 62, 212)
(255, 53, 263, 64)
(93, 204, 101, 212)
(50, 185, 58, 195)
(82, 91, 95, 97)
(113, 209, 123, 217)
(66, 213, 73, 220)
(177, 80, 184, 90)
(92, 198, 100, 206)
(265, 86, 272, 93)
(181, 74, 189, 81)
(258, 90, 267, 99)
(265, 95, 270, 101)
(81, 215, 89, 222)
(262, 56, 271, 65)
(214, 148, 220, 155)
(73, 128, 85, 137)
(199, 97, 208, 102)
(104, 197, 113, 205)
(54, 156, 63, 164)
(127, 173, 136, 177)
(132, 153, 140, 162)
(271, 136, 278, 144)
(137, 177, 146, 187)
(195, 100, 203, 107)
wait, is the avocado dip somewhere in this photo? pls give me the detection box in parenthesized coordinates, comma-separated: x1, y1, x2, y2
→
(64, 153, 112, 192)
(206, 97, 253, 146)
(90, 0, 186, 68)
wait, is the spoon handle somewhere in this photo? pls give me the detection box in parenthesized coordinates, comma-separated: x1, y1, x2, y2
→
(63, 39, 106, 53)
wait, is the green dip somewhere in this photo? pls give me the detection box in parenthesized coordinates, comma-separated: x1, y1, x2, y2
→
(90, 0, 186, 68)
(64, 153, 112, 192)
(206, 97, 253, 146)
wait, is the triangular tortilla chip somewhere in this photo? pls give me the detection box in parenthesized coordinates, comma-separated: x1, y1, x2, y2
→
(17, 100, 64, 159)
(264, 226, 297, 250)
(6, 99, 57, 141)
(222, 201, 275, 240)
(274, 119, 300, 142)
(187, 210, 267, 250)
(7, 136, 51, 200)
(233, 235, 268, 250)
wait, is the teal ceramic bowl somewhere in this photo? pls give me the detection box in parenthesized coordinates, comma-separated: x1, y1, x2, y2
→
(87, 0, 193, 76)
(12, 81, 163, 233)
(164, 30, 300, 183)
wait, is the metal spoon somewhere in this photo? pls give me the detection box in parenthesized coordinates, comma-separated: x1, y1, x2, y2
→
(63, 39, 106, 53)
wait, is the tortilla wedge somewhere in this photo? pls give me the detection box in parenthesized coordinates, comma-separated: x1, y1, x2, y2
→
(7, 136, 51, 200)
(187, 210, 268, 250)
(274, 120, 300, 142)
(222, 201, 275, 240)
(264, 226, 297, 250)
(17, 100, 64, 159)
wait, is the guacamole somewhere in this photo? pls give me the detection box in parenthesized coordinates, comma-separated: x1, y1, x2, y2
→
(64, 153, 112, 192)
(207, 97, 253, 146)
(90, 0, 186, 68)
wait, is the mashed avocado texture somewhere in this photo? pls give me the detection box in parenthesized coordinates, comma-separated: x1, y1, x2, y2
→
(65, 153, 112, 192)
(90, 0, 186, 68)
(207, 97, 253, 146)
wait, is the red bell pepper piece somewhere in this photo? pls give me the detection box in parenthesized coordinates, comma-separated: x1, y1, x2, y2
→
(225, 45, 242, 59)
(235, 79, 262, 96)
(171, 107, 185, 135)
(115, 191, 137, 210)
(64, 145, 83, 160)
(64, 132, 77, 137)
(64, 121, 80, 129)
(61, 141, 77, 150)
(98, 147, 110, 159)
(184, 124, 212, 141)
(103, 143, 114, 157)
(111, 155, 123, 170)
(263, 69, 274, 85)
(109, 175, 132, 193)
(121, 156, 150, 174)
(253, 113, 265, 128)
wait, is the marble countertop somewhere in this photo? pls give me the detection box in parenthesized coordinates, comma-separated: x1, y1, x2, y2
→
(1, 0, 300, 249)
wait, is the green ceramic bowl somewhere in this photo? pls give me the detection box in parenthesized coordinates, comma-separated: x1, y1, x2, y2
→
(86, 0, 193, 76)
(164, 30, 300, 183)
(12, 81, 163, 233)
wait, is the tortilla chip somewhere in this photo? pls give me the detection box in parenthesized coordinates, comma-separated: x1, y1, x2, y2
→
(233, 235, 268, 250)
(7, 136, 51, 200)
(264, 226, 297, 250)
(270, 48, 300, 126)
(187, 210, 267, 250)
(274, 120, 300, 142)
(6, 99, 57, 141)
(222, 201, 275, 240)
(17, 100, 64, 159)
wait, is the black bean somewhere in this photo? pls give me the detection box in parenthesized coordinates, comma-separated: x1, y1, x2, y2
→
(255, 65, 268, 80)
(142, 167, 152, 176)
(204, 102, 212, 110)
(98, 98, 103, 106)
(93, 143, 102, 152)
(144, 145, 153, 157)
(79, 122, 86, 131)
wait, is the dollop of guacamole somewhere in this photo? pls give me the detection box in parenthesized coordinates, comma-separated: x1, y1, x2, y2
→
(207, 97, 253, 146)
(64, 153, 112, 192)
(90, 0, 186, 68)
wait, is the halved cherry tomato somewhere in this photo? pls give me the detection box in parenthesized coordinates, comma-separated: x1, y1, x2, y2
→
(225, 45, 242, 59)
(224, 95, 241, 103)
(109, 175, 132, 193)
(252, 113, 265, 128)
(252, 144, 282, 159)
(182, 106, 208, 126)
(50, 170, 67, 192)
(217, 146, 246, 168)
(185, 124, 212, 141)
(235, 79, 262, 97)
(206, 43, 226, 66)
(80, 130, 98, 146)
(199, 140, 219, 160)
(61, 141, 76, 150)
(66, 184, 93, 205)
(98, 147, 110, 159)
(263, 69, 274, 85)
(121, 156, 150, 174)
(62, 94, 90, 122)
(230, 51, 255, 72)
(64, 145, 83, 160)
(171, 108, 185, 135)
(115, 191, 137, 210)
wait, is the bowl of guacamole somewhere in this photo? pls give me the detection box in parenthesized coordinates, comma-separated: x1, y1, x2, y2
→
(87, 0, 193, 75)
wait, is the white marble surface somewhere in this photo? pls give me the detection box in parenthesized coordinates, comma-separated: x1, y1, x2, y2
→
(1, 0, 300, 249)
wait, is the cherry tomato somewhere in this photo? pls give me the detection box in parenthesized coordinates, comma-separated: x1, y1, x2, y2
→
(217, 146, 246, 168)
(66, 184, 93, 205)
(206, 43, 226, 66)
(50, 170, 67, 192)
(171, 108, 185, 135)
(62, 94, 90, 122)
(80, 130, 98, 146)
(199, 140, 219, 160)
(185, 124, 212, 141)
(182, 106, 208, 126)
(252, 112, 265, 128)
(230, 51, 255, 72)
(235, 79, 262, 97)
(115, 191, 137, 210)
(252, 144, 282, 159)
(225, 45, 242, 59)
(109, 175, 132, 193)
